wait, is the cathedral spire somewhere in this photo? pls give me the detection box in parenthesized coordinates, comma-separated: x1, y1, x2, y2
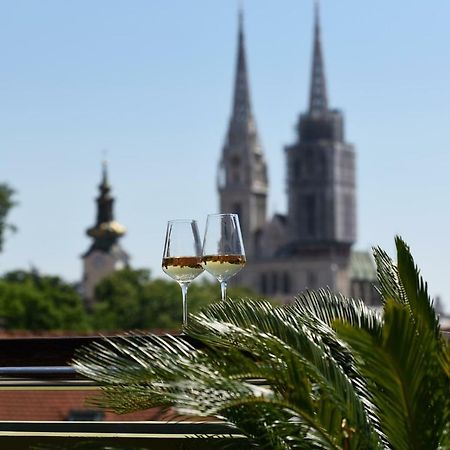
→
(309, 0, 329, 115)
(231, 8, 252, 125)
(219, 10, 268, 259)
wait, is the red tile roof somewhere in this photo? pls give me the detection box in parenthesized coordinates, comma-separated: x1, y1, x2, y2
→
(0, 390, 171, 421)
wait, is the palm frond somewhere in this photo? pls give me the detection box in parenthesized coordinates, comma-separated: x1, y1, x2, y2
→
(74, 331, 341, 450)
(395, 237, 442, 341)
(336, 299, 448, 450)
(188, 299, 378, 436)
(372, 245, 407, 305)
(394, 236, 450, 443)
(75, 297, 383, 450)
(290, 289, 382, 336)
(190, 295, 376, 395)
(73, 238, 449, 450)
(288, 290, 383, 386)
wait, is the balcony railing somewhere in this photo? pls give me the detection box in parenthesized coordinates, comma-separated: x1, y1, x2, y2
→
(0, 335, 248, 450)
(1, 331, 449, 449)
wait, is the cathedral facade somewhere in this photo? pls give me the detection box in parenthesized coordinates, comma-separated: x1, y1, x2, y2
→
(219, 7, 379, 304)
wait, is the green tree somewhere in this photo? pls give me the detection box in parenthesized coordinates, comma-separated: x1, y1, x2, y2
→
(92, 269, 260, 331)
(92, 268, 151, 331)
(0, 270, 90, 331)
(75, 238, 450, 450)
(0, 183, 16, 252)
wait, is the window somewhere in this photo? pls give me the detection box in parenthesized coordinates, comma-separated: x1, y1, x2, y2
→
(306, 195, 316, 236)
(282, 272, 291, 294)
(343, 194, 354, 238)
(230, 156, 241, 184)
(271, 273, 278, 293)
(306, 271, 318, 290)
(304, 150, 314, 175)
(261, 273, 268, 294)
(318, 152, 326, 177)
(293, 159, 300, 180)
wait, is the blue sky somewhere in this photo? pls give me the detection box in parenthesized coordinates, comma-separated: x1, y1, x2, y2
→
(1, 1, 450, 312)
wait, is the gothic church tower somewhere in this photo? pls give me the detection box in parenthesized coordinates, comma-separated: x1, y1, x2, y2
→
(82, 162, 129, 308)
(218, 12, 268, 258)
(216, 4, 366, 300)
(219, 4, 359, 298)
(285, 4, 356, 255)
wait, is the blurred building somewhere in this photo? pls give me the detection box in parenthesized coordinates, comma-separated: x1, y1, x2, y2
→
(219, 6, 380, 304)
(81, 162, 129, 308)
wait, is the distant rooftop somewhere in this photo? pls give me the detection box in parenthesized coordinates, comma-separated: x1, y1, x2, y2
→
(350, 250, 377, 281)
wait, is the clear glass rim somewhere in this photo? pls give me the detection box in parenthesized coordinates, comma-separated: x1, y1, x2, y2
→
(206, 213, 238, 218)
(167, 219, 198, 224)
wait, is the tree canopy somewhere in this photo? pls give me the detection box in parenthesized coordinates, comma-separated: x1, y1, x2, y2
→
(0, 270, 89, 331)
(0, 183, 16, 252)
(0, 266, 259, 332)
(92, 268, 257, 331)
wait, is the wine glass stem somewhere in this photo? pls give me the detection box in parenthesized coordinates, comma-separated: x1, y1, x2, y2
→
(180, 282, 189, 328)
(220, 280, 227, 301)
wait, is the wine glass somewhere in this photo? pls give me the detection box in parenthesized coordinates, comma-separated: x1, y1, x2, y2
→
(162, 219, 204, 328)
(202, 213, 246, 301)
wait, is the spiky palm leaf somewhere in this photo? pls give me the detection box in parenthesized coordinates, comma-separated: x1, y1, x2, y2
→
(187, 298, 381, 448)
(74, 306, 376, 449)
(73, 238, 449, 450)
(339, 237, 449, 450)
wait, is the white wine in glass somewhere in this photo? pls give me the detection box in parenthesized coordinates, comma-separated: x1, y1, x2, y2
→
(202, 213, 246, 301)
(162, 220, 204, 328)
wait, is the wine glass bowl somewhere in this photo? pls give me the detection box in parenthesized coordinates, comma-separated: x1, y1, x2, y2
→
(200, 254, 246, 282)
(162, 256, 204, 283)
(162, 219, 204, 327)
(201, 213, 246, 301)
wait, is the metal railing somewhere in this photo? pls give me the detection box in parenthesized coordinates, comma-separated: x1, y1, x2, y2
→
(0, 335, 248, 450)
(1, 332, 448, 449)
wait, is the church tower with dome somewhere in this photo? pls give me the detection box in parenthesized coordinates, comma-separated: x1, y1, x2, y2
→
(81, 162, 129, 308)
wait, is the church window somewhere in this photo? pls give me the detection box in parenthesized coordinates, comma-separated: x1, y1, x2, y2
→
(282, 272, 291, 294)
(230, 156, 241, 184)
(304, 150, 314, 175)
(318, 152, 326, 177)
(306, 271, 318, 290)
(306, 195, 316, 236)
(293, 159, 300, 180)
(271, 272, 278, 293)
(261, 273, 268, 294)
(343, 194, 353, 238)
